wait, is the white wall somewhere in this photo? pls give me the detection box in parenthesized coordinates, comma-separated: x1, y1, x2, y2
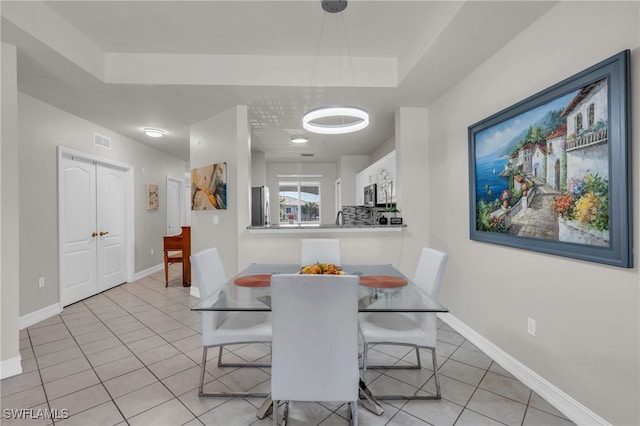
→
(337, 155, 369, 206)
(395, 108, 430, 275)
(239, 230, 405, 271)
(251, 150, 267, 188)
(427, 2, 638, 425)
(17, 94, 186, 316)
(190, 106, 251, 281)
(1, 42, 22, 379)
(370, 134, 396, 164)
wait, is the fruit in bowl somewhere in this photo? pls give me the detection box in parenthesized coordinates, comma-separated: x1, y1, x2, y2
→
(299, 263, 345, 275)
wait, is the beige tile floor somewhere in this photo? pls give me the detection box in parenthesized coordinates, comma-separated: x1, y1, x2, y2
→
(1, 264, 575, 425)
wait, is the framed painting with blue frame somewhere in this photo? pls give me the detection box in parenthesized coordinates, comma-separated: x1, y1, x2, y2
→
(468, 50, 631, 268)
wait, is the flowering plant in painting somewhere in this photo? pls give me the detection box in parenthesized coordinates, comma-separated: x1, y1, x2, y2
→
(552, 173, 608, 231)
(551, 193, 573, 218)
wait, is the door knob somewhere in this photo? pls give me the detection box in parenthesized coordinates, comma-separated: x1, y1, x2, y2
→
(99, 231, 109, 236)
(92, 232, 98, 237)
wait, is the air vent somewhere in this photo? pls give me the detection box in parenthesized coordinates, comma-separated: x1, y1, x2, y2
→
(93, 132, 111, 149)
(301, 153, 314, 157)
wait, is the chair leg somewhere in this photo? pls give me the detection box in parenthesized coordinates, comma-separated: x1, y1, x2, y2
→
(273, 401, 289, 426)
(272, 400, 278, 426)
(164, 255, 169, 287)
(350, 401, 358, 426)
(199, 346, 208, 395)
(361, 342, 422, 370)
(217, 345, 225, 367)
(362, 342, 369, 377)
(431, 347, 441, 399)
(414, 346, 422, 369)
(217, 343, 271, 368)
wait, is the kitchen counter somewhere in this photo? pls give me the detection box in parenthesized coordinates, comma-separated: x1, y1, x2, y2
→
(246, 224, 406, 233)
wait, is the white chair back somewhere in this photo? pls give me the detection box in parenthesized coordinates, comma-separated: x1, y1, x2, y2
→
(300, 238, 341, 265)
(271, 274, 359, 402)
(190, 248, 228, 342)
(190, 247, 227, 299)
(413, 247, 448, 300)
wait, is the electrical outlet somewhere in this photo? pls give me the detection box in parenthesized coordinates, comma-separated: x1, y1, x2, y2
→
(213, 215, 219, 225)
(527, 317, 536, 336)
(38, 277, 45, 289)
(150, 248, 154, 255)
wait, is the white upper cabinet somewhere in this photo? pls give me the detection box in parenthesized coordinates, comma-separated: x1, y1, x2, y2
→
(355, 151, 396, 206)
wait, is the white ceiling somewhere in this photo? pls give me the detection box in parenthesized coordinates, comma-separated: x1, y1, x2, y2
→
(1, 1, 556, 163)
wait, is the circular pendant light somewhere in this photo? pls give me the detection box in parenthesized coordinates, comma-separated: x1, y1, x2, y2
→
(303, 106, 369, 134)
(303, 0, 369, 135)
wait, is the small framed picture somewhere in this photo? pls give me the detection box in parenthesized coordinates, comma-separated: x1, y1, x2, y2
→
(146, 184, 159, 210)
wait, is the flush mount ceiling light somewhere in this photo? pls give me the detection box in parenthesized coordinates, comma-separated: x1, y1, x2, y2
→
(143, 127, 165, 138)
(291, 136, 310, 144)
(302, 0, 369, 135)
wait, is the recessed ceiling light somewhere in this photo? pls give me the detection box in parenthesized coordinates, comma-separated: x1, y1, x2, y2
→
(291, 136, 309, 144)
(143, 127, 165, 138)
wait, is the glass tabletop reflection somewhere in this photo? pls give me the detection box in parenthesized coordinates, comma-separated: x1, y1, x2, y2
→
(191, 264, 448, 313)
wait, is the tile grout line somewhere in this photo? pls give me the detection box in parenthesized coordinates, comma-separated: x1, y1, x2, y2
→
(86, 282, 205, 423)
(24, 327, 55, 426)
(56, 301, 132, 425)
(103, 276, 266, 422)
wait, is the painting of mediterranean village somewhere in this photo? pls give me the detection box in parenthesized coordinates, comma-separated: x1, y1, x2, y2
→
(474, 78, 610, 247)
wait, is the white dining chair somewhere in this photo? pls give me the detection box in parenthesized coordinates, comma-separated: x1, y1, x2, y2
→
(300, 238, 341, 265)
(271, 274, 360, 426)
(190, 248, 272, 397)
(358, 247, 448, 399)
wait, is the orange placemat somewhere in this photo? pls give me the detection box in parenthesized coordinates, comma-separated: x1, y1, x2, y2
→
(359, 275, 408, 288)
(234, 274, 271, 287)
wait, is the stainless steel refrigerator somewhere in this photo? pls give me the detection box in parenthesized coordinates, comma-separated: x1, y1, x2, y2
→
(251, 186, 271, 226)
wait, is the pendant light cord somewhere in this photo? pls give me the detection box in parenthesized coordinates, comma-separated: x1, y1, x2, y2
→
(305, 12, 328, 113)
(302, 1, 369, 135)
(340, 12, 361, 109)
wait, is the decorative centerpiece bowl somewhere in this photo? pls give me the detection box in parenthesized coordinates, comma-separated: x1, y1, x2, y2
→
(299, 263, 345, 275)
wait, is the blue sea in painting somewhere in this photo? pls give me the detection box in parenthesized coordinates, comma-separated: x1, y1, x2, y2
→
(476, 157, 509, 202)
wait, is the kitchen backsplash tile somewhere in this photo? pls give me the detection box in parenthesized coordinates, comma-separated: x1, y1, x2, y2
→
(342, 206, 385, 226)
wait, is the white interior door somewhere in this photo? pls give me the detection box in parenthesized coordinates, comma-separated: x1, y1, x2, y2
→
(60, 153, 128, 306)
(60, 156, 98, 305)
(96, 164, 127, 291)
(166, 176, 184, 235)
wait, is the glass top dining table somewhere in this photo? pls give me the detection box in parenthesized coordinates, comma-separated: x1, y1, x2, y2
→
(190, 263, 449, 418)
(191, 263, 448, 313)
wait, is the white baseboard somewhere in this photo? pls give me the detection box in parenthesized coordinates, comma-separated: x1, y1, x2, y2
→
(133, 263, 164, 281)
(190, 286, 200, 298)
(0, 356, 23, 380)
(439, 313, 609, 426)
(19, 303, 63, 330)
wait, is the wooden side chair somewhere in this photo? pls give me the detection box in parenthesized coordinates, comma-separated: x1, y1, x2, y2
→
(163, 226, 191, 287)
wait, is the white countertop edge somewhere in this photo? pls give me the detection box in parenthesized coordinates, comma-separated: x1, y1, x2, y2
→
(247, 226, 405, 233)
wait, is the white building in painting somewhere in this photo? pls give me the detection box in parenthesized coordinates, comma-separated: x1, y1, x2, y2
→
(561, 78, 609, 186)
(531, 143, 546, 179)
(545, 122, 567, 190)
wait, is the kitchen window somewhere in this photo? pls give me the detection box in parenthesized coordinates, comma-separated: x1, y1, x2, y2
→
(278, 181, 320, 224)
